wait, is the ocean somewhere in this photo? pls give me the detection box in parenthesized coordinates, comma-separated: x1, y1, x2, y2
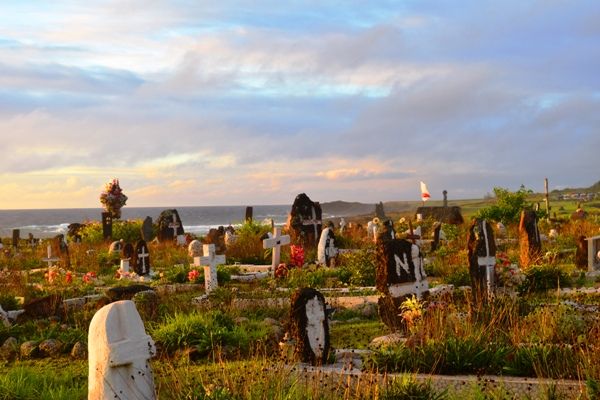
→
(0, 205, 300, 239)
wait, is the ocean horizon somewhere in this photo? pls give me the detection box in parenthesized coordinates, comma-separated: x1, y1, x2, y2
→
(0, 205, 298, 239)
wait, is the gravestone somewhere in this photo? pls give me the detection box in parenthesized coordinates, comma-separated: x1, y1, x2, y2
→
(245, 206, 253, 222)
(140, 216, 154, 242)
(203, 226, 226, 254)
(377, 219, 396, 242)
(339, 218, 346, 234)
(443, 190, 448, 207)
(120, 242, 134, 274)
(575, 236, 588, 269)
(42, 244, 60, 268)
(519, 210, 542, 268)
(263, 227, 291, 269)
(67, 223, 85, 243)
(134, 240, 151, 276)
(287, 193, 322, 246)
(367, 219, 379, 242)
(88, 300, 156, 399)
(12, 229, 19, 251)
(586, 235, 600, 272)
(52, 234, 70, 269)
(415, 206, 464, 225)
(101, 212, 113, 241)
(108, 240, 123, 256)
(289, 288, 330, 365)
(157, 209, 184, 242)
(467, 219, 496, 303)
(375, 201, 386, 219)
(317, 225, 338, 266)
(197, 244, 225, 294)
(188, 240, 202, 258)
(376, 239, 429, 331)
(431, 222, 442, 251)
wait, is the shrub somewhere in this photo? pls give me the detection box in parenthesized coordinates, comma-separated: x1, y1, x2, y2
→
(476, 186, 533, 224)
(381, 375, 446, 400)
(226, 220, 272, 264)
(520, 264, 572, 293)
(336, 248, 376, 286)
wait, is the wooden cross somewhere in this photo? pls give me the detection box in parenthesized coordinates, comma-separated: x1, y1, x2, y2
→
(263, 227, 291, 269)
(199, 244, 226, 294)
(168, 214, 180, 238)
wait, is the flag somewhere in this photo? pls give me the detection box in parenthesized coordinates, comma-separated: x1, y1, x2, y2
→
(420, 181, 430, 202)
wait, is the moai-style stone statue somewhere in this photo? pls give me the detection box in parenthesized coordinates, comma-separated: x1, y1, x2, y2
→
(519, 210, 542, 268)
(376, 239, 429, 331)
(88, 300, 156, 399)
(289, 288, 330, 365)
(467, 219, 496, 303)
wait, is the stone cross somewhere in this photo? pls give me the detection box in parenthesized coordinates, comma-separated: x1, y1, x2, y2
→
(197, 244, 225, 294)
(135, 240, 151, 276)
(168, 214, 180, 239)
(88, 300, 156, 399)
(42, 244, 60, 268)
(263, 227, 291, 269)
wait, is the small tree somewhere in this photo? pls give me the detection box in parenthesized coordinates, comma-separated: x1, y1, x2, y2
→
(477, 185, 532, 224)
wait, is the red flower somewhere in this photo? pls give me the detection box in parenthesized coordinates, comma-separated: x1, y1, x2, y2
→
(188, 269, 200, 282)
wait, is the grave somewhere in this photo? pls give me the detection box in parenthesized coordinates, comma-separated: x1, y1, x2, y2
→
(12, 229, 19, 251)
(288, 193, 322, 246)
(375, 201, 386, 219)
(245, 206, 253, 222)
(376, 238, 429, 331)
(67, 223, 85, 243)
(157, 209, 184, 242)
(42, 244, 60, 269)
(585, 235, 600, 272)
(101, 212, 112, 241)
(317, 224, 338, 266)
(120, 242, 134, 274)
(141, 216, 154, 242)
(134, 240, 151, 276)
(195, 244, 225, 294)
(204, 226, 226, 254)
(88, 300, 156, 399)
(263, 227, 291, 270)
(289, 288, 330, 365)
(467, 219, 496, 302)
(188, 239, 203, 258)
(575, 235, 588, 269)
(519, 210, 542, 268)
(108, 240, 123, 256)
(415, 206, 464, 225)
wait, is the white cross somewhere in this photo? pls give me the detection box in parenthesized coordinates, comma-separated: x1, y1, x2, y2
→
(199, 244, 226, 294)
(168, 214, 180, 238)
(263, 227, 291, 269)
(138, 246, 150, 274)
(301, 207, 321, 238)
(42, 245, 60, 268)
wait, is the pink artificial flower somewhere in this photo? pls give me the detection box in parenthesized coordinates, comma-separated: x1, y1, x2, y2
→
(188, 269, 200, 282)
(65, 271, 73, 284)
(83, 271, 97, 284)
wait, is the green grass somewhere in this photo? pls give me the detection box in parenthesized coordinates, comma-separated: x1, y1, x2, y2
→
(330, 320, 389, 349)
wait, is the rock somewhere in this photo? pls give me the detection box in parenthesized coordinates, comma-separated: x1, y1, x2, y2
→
(39, 339, 63, 357)
(263, 317, 280, 326)
(203, 227, 226, 255)
(359, 303, 377, 318)
(0, 304, 9, 327)
(70, 341, 87, 359)
(369, 333, 407, 348)
(234, 317, 249, 325)
(19, 294, 63, 322)
(0, 337, 18, 360)
(20, 341, 39, 358)
(106, 285, 154, 302)
(269, 325, 284, 343)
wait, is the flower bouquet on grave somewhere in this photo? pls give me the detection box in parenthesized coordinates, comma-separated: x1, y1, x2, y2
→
(495, 252, 525, 288)
(99, 178, 128, 219)
(290, 245, 305, 268)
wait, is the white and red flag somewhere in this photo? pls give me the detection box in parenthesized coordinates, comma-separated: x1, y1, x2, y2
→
(420, 181, 430, 202)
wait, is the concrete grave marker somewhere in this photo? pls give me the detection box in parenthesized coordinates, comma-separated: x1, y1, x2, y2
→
(290, 288, 330, 365)
(42, 244, 60, 268)
(198, 244, 225, 294)
(468, 219, 496, 302)
(120, 243, 134, 274)
(586, 235, 600, 272)
(263, 227, 290, 269)
(317, 226, 338, 266)
(88, 300, 156, 399)
(134, 240, 151, 276)
(376, 239, 429, 331)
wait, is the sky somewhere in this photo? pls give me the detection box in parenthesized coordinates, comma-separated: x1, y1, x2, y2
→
(0, 1, 598, 209)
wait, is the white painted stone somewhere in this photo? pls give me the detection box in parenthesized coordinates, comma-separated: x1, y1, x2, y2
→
(88, 300, 156, 400)
(263, 227, 291, 269)
(317, 227, 338, 265)
(199, 244, 225, 294)
(188, 240, 202, 258)
(305, 296, 326, 358)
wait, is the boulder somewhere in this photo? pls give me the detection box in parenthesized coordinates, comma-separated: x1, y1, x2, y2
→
(39, 339, 63, 357)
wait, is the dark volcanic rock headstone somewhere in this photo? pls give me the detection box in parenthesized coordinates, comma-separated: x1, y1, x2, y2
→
(67, 223, 85, 243)
(519, 210, 542, 268)
(122, 242, 134, 260)
(157, 209, 185, 242)
(431, 222, 442, 252)
(467, 219, 496, 303)
(203, 226, 226, 254)
(377, 219, 396, 243)
(245, 206, 253, 222)
(290, 288, 330, 365)
(12, 229, 19, 250)
(101, 212, 113, 240)
(52, 234, 70, 269)
(575, 235, 588, 270)
(376, 239, 429, 331)
(133, 240, 151, 276)
(375, 202, 386, 219)
(141, 216, 154, 242)
(288, 193, 323, 246)
(106, 285, 154, 302)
